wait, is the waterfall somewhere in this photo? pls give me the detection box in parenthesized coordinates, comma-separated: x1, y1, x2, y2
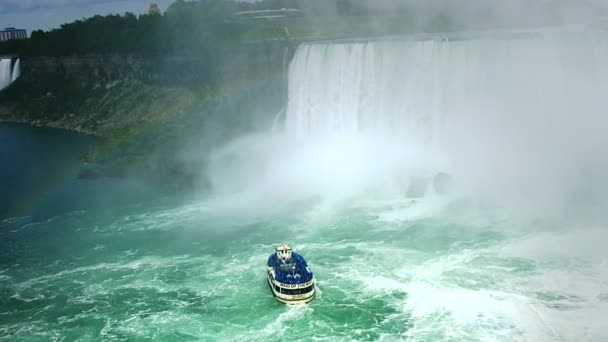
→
(209, 27, 608, 205)
(285, 28, 608, 141)
(285, 40, 447, 145)
(0, 59, 12, 90)
(11, 58, 20, 82)
(282, 27, 608, 201)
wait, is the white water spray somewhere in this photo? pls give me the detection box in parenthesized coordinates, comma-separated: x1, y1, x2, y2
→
(209, 27, 608, 212)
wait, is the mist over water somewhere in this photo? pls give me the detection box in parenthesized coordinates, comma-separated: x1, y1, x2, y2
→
(209, 27, 608, 220)
(205, 27, 608, 340)
(4, 15, 608, 341)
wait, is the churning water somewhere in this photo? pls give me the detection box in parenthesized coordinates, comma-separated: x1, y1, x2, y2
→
(2, 27, 608, 341)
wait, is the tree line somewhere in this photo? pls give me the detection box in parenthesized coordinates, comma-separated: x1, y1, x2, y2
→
(0, 0, 350, 56)
(0, 0, 423, 57)
(1, 0, 234, 56)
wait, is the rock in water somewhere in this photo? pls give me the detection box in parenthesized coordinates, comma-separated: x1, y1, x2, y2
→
(433, 172, 453, 195)
(406, 178, 430, 198)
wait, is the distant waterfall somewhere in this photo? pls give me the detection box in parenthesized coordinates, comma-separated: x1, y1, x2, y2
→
(0, 59, 11, 90)
(11, 58, 20, 82)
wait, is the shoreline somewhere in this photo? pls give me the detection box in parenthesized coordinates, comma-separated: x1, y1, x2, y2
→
(0, 119, 101, 137)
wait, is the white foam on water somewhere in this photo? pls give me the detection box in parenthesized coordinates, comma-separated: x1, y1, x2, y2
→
(368, 195, 456, 224)
(107, 202, 208, 232)
(350, 254, 546, 340)
(304, 217, 608, 341)
(494, 228, 608, 341)
(250, 305, 314, 340)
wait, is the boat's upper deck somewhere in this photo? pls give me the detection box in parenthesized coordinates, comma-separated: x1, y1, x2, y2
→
(267, 251, 314, 284)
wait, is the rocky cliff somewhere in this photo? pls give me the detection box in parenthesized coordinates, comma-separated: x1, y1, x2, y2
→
(0, 40, 296, 137)
(0, 41, 296, 187)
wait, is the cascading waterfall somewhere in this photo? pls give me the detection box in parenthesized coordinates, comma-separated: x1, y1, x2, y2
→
(11, 58, 20, 82)
(286, 29, 608, 140)
(282, 28, 608, 203)
(285, 40, 446, 144)
(209, 27, 608, 207)
(0, 58, 12, 90)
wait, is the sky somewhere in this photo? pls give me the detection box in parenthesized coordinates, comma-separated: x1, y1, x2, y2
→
(0, 0, 176, 33)
(2, 0, 608, 35)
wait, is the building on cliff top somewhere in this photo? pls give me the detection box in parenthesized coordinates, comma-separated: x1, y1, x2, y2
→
(148, 3, 161, 16)
(0, 27, 27, 41)
(232, 8, 304, 21)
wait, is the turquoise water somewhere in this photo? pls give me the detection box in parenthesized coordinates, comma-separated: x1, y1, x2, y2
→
(1, 125, 607, 341)
(4, 28, 608, 341)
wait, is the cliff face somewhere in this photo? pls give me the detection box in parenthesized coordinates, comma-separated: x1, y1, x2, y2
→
(0, 41, 296, 137)
(0, 54, 197, 136)
(0, 41, 296, 187)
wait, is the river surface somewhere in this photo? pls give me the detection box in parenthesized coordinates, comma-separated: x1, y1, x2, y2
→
(1, 123, 607, 341)
(3, 27, 608, 341)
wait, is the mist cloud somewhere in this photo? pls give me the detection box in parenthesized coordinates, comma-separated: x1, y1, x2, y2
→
(207, 25, 608, 222)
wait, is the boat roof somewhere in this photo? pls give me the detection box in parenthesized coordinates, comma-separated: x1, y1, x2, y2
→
(276, 244, 292, 252)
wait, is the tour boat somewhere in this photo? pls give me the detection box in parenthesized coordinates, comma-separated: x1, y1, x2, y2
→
(267, 244, 315, 304)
